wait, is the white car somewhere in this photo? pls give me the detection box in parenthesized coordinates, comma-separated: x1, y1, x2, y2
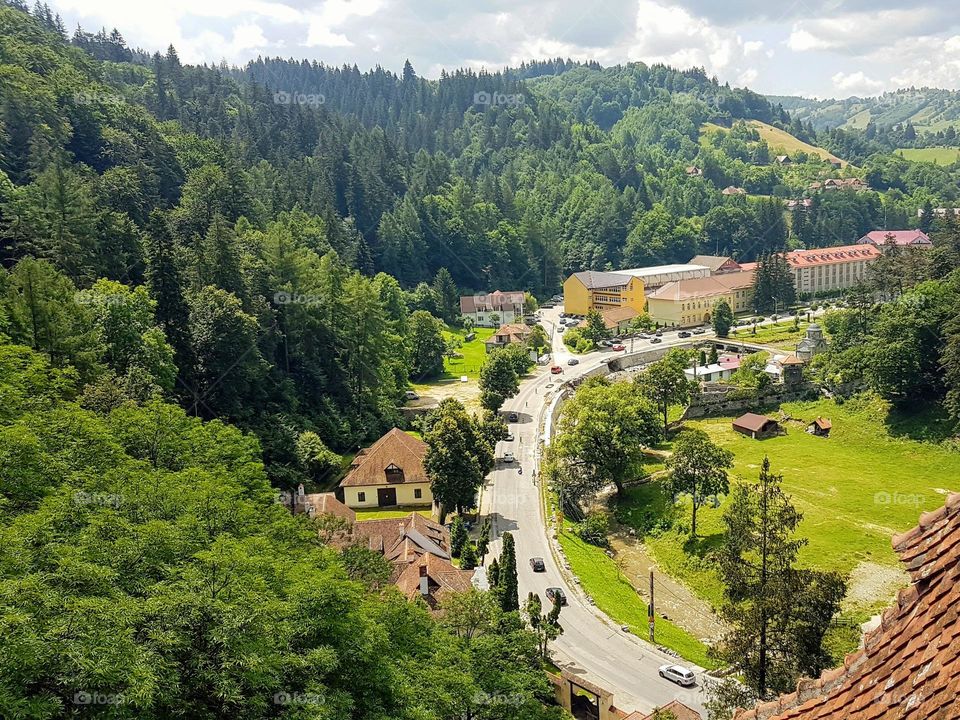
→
(403, 390, 420, 400)
(658, 664, 696, 687)
(502, 452, 515, 464)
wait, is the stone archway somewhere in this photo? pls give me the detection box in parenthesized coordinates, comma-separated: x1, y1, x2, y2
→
(703, 312, 711, 324)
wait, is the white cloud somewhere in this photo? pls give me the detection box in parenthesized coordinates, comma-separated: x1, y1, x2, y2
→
(831, 71, 884, 95)
(787, 8, 937, 54)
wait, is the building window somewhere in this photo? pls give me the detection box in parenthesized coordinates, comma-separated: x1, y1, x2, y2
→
(414, 488, 422, 499)
(385, 463, 404, 483)
(357, 492, 366, 502)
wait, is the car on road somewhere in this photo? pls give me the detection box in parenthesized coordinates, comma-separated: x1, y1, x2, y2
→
(638, 333, 651, 339)
(502, 452, 515, 464)
(529, 557, 546, 572)
(658, 664, 696, 687)
(567, 358, 579, 366)
(504, 432, 514, 442)
(650, 337, 662, 344)
(545, 587, 567, 606)
(677, 331, 691, 338)
(611, 344, 625, 351)
(545, 383, 555, 389)
(654, 330, 663, 337)
(692, 327, 706, 334)
(550, 365, 563, 374)
(508, 412, 519, 422)
(403, 390, 420, 400)
(558, 327, 565, 333)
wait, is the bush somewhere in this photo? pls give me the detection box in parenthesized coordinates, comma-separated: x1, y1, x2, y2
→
(576, 511, 610, 548)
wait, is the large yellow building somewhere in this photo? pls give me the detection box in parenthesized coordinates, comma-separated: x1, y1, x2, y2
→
(562, 270, 646, 316)
(647, 271, 754, 327)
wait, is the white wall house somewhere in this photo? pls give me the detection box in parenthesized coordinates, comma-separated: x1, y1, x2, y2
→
(460, 290, 525, 327)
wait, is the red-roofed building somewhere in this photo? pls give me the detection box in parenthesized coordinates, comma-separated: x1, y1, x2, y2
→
(782, 244, 882, 295)
(858, 229, 932, 249)
(733, 493, 960, 720)
(460, 290, 526, 327)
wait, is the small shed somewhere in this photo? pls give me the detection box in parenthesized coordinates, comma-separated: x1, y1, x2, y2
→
(807, 417, 832, 437)
(732, 412, 780, 439)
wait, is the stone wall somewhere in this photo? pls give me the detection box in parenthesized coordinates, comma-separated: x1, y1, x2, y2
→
(682, 381, 819, 419)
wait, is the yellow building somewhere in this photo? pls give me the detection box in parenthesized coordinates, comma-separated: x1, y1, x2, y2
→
(647, 272, 754, 327)
(338, 428, 434, 509)
(562, 271, 646, 316)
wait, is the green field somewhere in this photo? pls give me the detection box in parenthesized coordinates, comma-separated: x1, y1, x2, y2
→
(896, 147, 960, 166)
(748, 120, 847, 167)
(355, 506, 434, 521)
(558, 530, 717, 669)
(617, 396, 960, 614)
(410, 327, 495, 391)
(731, 319, 814, 350)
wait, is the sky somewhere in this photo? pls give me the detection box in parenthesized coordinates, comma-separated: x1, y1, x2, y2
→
(45, 0, 960, 99)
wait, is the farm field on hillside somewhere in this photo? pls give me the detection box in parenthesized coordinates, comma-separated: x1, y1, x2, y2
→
(896, 147, 960, 165)
(748, 120, 848, 166)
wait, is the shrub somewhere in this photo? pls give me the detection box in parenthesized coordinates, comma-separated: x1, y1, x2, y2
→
(576, 511, 610, 548)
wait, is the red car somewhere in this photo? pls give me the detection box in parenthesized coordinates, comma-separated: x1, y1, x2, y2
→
(611, 344, 625, 351)
(550, 365, 563, 374)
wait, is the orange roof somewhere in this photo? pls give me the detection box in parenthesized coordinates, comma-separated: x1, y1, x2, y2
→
(647, 271, 754, 301)
(784, 244, 881, 269)
(393, 552, 475, 609)
(734, 493, 960, 720)
(339, 428, 429, 487)
(623, 700, 702, 719)
(780, 354, 805, 366)
(352, 512, 450, 564)
(296, 492, 356, 522)
(812, 417, 832, 430)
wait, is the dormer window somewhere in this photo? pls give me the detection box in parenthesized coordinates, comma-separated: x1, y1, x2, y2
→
(385, 464, 404, 483)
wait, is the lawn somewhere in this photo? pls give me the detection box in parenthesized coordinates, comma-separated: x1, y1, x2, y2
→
(619, 395, 960, 613)
(730, 319, 813, 350)
(896, 147, 960, 166)
(748, 120, 848, 167)
(354, 506, 435, 521)
(558, 530, 717, 669)
(411, 326, 494, 393)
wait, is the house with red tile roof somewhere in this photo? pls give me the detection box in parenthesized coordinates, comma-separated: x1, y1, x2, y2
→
(393, 552, 476, 610)
(337, 428, 434, 510)
(733, 493, 960, 720)
(484, 322, 533, 352)
(622, 700, 702, 719)
(858, 229, 932, 249)
(460, 290, 526, 327)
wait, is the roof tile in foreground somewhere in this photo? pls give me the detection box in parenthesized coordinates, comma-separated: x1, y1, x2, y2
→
(734, 493, 960, 720)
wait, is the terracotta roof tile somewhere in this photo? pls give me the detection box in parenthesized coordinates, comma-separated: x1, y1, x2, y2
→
(733, 493, 960, 720)
(339, 428, 428, 487)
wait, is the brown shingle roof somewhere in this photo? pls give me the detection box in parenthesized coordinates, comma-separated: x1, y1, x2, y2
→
(812, 417, 832, 430)
(297, 492, 356, 522)
(690, 255, 740, 273)
(623, 700, 702, 720)
(339, 428, 429, 487)
(734, 493, 960, 720)
(393, 552, 475, 609)
(352, 512, 450, 565)
(733, 413, 777, 433)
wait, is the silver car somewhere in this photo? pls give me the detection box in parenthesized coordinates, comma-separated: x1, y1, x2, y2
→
(658, 664, 696, 687)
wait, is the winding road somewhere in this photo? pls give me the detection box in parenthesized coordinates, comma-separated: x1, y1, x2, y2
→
(479, 306, 713, 716)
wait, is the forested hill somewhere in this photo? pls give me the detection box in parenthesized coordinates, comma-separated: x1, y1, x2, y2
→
(3, 0, 960, 476)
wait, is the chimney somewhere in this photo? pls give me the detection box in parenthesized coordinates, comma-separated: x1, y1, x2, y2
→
(419, 564, 429, 596)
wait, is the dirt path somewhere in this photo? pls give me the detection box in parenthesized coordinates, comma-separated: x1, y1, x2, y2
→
(608, 532, 726, 644)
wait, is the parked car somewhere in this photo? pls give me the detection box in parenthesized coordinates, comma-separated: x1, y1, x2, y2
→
(508, 412, 519, 422)
(558, 327, 565, 334)
(502, 452, 515, 464)
(529, 557, 546, 572)
(650, 337, 662, 344)
(654, 330, 663, 337)
(677, 331, 691, 338)
(550, 366, 563, 374)
(567, 358, 579, 366)
(600, 340, 612, 347)
(504, 432, 515, 442)
(545, 587, 567, 606)
(403, 390, 420, 400)
(658, 664, 696, 687)
(638, 333, 651, 339)
(611, 344, 625, 351)
(692, 327, 706, 335)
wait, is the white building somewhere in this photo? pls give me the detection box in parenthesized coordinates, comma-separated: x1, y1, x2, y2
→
(459, 290, 525, 327)
(617, 264, 711, 290)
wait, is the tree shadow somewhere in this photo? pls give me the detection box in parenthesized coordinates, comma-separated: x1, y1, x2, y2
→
(682, 531, 725, 558)
(883, 401, 958, 443)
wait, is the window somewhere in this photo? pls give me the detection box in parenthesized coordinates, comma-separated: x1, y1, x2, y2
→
(357, 492, 366, 502)
(414, 488, 423, 499)
(385, 463, 404, 483)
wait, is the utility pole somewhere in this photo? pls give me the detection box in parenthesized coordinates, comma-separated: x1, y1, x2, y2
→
(648, 569, 655, 643)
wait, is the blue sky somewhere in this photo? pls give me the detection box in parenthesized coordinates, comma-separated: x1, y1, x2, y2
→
(47, 0, 960, 98)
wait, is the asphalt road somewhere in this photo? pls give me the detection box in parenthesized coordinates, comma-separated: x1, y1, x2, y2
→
(480, 307, 712, 716)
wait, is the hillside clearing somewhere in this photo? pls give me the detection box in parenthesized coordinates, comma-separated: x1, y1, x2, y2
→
(896, 147, 960, 166)
(747, 120, 848, 167)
